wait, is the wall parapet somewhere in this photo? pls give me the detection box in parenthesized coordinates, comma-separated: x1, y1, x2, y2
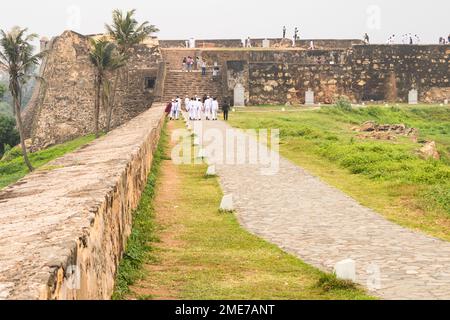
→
(0, 104, 166, 300)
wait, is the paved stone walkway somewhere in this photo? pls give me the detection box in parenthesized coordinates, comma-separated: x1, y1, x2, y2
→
(186, 115, 450, 300)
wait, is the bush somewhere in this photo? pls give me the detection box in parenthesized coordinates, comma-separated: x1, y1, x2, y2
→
(334, 97, 353, 112)
(0, 115, 19, 157)
(1, 145, 22, 162)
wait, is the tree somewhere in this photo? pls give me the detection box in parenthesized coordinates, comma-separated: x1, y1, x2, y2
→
(0, 27, 44, 172)
(89, 38, 125, 138)
(105, 9, 159, 132)
(0, 83, 6, 99)
(0, 114, 19, 157)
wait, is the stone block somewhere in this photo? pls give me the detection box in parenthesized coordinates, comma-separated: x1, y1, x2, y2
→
(206, 165, 216, 176)
(334, 259, 356, 282)
(305, 89, 315, 105)
(197, 148, 208, 159)
(408, 89, 418, 105)
(220, 194, 234, 212)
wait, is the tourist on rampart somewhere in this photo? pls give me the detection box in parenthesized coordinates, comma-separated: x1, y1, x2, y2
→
(212, 62, 220, 80)
(186, 56, 193, 72)
(246, 37, 252, 48)
(195, 56, 201, 70)
(283, 26, 287, 39)
(364, 33, 370, 44)
(201, 60, 207, 76)
(182, 57, 187, 71)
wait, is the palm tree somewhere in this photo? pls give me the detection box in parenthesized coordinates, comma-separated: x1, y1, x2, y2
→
(104, 9, 159, 132)
(0, 27, 44, 172)
(89, 38, 125, 138)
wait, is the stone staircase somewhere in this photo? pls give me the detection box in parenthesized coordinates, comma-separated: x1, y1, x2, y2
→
(162, 70, 223, 102)
(161, 48, 197, 70)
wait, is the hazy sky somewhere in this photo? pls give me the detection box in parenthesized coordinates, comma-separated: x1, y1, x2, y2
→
(1, 0, 449, 44)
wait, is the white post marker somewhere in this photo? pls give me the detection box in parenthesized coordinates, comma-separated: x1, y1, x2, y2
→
(220, 194, 234, 212)
(334, 259, 356, 282)
(206, 165, 216, 176)
(193, 136, 200, 146)
(197, 148, 207, 159)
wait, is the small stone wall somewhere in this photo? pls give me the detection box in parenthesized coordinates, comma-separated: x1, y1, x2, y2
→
(0, 104, 165, 300)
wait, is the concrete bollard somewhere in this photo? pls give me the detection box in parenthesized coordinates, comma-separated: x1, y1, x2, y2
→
(197, 148, 207, 159)
(206, 165, 216, 176)
(334, 259, 356, 282)
(193, 137, 200, 146)
(220, 194, 234, 212)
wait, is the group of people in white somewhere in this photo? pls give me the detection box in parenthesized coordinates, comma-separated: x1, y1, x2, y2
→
(168, 96, 220, 121)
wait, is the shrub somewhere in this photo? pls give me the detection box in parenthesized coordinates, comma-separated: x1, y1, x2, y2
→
(334, 97, 353, 112)
(0, 115, 19, 157)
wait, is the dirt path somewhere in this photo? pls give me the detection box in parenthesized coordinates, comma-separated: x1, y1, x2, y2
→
(129, 121, 184, 300)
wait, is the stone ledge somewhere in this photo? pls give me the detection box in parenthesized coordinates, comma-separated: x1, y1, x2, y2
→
(0, 104, 166, 300)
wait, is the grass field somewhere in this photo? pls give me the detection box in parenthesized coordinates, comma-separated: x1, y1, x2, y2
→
(0, 135, 96, 189)
(114, 121, 372, 300)
(228, 104, 450, 241)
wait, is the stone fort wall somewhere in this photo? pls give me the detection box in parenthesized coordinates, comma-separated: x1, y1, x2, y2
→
(0, 105, 165, 300)
(161, 45, 448, 105)
(24, 34, 449, 149)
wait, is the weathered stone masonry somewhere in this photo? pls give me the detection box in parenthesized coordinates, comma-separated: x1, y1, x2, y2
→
(26, 34, 449, 151)
(25, 31, 164, 151)
(0, 105, 165, 300)
(161, 45, 448, 105)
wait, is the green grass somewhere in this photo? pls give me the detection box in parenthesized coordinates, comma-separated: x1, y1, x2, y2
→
(122, 121, 372, 300)
(112, 124, 168, 300)
(0, 135, 96, 189)
(228, 104, 450, 241)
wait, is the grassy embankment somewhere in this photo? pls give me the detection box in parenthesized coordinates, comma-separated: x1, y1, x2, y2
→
(228, 104, 450, 241)
(0, 135, 96, 189)
(113, 121, 372, 300)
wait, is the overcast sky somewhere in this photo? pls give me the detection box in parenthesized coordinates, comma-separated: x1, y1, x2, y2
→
(1, 0, 449, 45)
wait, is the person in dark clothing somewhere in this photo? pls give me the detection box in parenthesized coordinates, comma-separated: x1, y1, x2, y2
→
(165, 101, 172, 116)
(221, 99, 231, 121)
(283, 26, 287, 38)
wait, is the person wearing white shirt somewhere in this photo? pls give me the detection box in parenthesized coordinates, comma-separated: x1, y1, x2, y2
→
(170, 99, 176, 120)
(204, 96, 212, 120)
(211, 98, 219, 121)
(189, 98, 195, 120)
(196, 98, 203, 121)
(184, 96, 190, 112)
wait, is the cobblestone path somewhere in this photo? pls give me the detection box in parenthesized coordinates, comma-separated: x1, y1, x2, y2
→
(185, 116, 450, 300)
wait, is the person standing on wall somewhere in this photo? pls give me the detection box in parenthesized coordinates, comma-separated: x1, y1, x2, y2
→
(221, 98, 230, 121)
(283, 26, 287, 39)
(364, 33, 370, 44)
(182, 57, 187, 71)
(201, 60, 207, 76)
